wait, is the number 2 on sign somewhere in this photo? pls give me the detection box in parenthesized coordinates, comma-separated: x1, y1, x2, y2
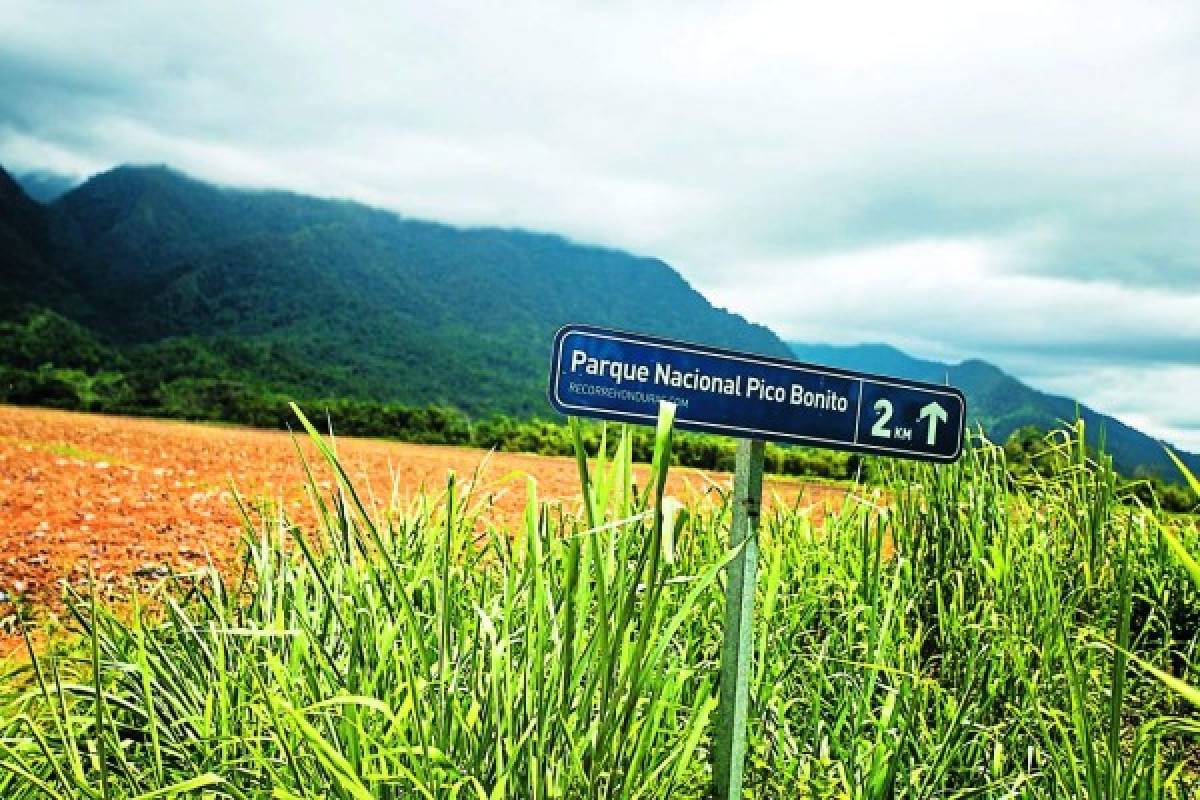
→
(871, 399, 893, 438)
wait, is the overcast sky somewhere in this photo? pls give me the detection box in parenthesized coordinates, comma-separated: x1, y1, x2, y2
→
(3, 1, 1199, 449)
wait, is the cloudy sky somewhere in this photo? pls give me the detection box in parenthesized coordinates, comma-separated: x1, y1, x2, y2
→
(3, 1, 1199, 449)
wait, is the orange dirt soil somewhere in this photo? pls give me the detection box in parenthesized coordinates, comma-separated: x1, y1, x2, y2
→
(0, 405, 848, 657)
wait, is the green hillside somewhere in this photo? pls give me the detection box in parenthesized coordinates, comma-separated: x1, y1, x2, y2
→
(0, 168, 88, 317)
(789, 341, 1200, 479)
(42, 165, 789, 417)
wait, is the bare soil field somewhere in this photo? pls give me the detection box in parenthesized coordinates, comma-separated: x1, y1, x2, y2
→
(0, 405, 847, 655)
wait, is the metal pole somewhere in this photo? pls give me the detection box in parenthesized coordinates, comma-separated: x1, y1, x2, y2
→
(713, 437, 765, 800)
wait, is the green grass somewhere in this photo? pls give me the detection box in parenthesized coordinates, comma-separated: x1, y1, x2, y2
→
(0, 436, 122, 465)
(1, 407, 1198, 797)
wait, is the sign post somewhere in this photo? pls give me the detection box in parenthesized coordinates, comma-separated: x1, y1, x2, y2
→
(547, 324, 966, 797)
(713, 438, 764, 800)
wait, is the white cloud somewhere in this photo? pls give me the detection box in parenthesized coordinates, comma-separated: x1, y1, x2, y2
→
(702, 237, 1200, 360)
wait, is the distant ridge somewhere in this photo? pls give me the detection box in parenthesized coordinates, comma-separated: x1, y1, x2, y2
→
(789, 341, 1199, 479)
(14, 169, 80, 203)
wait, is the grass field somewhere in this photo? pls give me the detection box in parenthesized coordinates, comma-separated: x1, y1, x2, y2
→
(1, 402, 1199, 797)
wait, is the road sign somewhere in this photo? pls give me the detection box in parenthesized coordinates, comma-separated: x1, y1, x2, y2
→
(548, 323, 967, 800)
(548, 324, 966, 462)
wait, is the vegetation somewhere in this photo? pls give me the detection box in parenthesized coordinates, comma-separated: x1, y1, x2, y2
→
(1005, 425, 1198, 515)
(1, 406, 1199, 797)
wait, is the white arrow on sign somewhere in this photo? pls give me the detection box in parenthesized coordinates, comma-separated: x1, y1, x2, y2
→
(918, 401, 948, 446)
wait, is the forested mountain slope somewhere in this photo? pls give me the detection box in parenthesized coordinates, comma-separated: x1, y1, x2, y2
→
(6, 164, 786, 416)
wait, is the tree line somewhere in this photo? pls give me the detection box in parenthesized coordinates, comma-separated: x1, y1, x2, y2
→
(2, 308, 1195, 511)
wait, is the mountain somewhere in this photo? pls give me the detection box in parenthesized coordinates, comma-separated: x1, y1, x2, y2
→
(0, 168, 88, 317)
(789, 341, 1200, 479)
(1, 160, 1195, 479)
(2, 163, 788, 418)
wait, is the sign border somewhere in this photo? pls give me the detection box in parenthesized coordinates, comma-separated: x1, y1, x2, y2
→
(547, 323, 966, 462)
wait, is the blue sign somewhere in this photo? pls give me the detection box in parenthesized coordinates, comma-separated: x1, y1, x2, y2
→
(548, 324, 966, 462)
